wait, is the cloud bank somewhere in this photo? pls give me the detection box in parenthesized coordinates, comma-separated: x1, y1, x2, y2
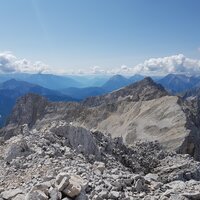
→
(0, 52, 49, 73)
(82, 54, 200, 75)
(132, 54, 200, 75)
(1, 52, 200, 75)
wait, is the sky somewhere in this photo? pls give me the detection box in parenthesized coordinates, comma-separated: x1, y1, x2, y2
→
(0, 0, 200, 75)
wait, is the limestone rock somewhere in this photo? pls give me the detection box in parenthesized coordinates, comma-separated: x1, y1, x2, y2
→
(62, 175, 83, 198)
(25, 190, 49, 200)
(92, 161, 105, 174)
(109, 191, 120, 199)
(4, 136, 30, 162)
(12, 194, 26, 200)
(51, 125, 101, 160)
(135, 179, 145, 192)
(1, 188, 23, 199)
(182, 192, 200, 199)
(49, 187, 62, 200)
(55, 173, 70, 192)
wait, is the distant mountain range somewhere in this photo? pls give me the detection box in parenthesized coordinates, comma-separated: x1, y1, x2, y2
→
(0, 73, 81, 90)
(69, 73, 200, 96)
(2, 73, 200, 127)
(62, 73, 200, 98)
(102, 74, 144, 92)
(61, 74, 145, 98)
(3, 72, 200, 96)
(182, 87, 200, 100)
(61, 87, 106, 100)
(0, 74, 145, 127)
(0, 73, 111, 89)
(101, 73, 200, 95)
(0, 79, 77, 127)
(157, 74, 200, 94)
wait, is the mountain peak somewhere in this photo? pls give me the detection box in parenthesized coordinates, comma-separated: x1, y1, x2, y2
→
(84, 78, 168, 107)
(102, 74, 129, 92)
(140, 76, 154, 83)
(124, 76, 166, 92)
(0, 79, 36, 90)
(110, 74, 127, 80)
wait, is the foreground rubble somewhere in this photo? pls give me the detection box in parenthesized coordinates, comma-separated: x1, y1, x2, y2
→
(0, 122, 200, 199)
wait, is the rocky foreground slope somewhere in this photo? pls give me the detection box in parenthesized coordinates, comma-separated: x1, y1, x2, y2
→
(0, 122, 200, 200)
(0, 77, 200, 199)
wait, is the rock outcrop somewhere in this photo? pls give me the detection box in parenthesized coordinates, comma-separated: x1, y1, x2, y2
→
(7, 93, 48, 128)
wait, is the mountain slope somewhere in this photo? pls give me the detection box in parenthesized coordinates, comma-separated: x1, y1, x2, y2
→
(1, 114, 200, 199)
(129, 74, 144, 82)
(61, 74, 144, 100)
(61, 87, 106, 100)
(182, 86, 200, 100)
(157, 74, 200, 93)
(23, 73, 81, 90)
(3, 77, 200, 161)
(83, 77, 168, 106)
(0, 79, 75, 100)
(0, 73, 82, 89)
(102, 74, 130, 92)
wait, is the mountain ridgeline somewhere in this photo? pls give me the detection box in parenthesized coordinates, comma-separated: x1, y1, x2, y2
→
(2, 73, 200, 128)
(0, 74, 144, 127)
(2, 77, 200, 161)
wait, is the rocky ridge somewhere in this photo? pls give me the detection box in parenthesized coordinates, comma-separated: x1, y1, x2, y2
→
(0, 122, 200, 199)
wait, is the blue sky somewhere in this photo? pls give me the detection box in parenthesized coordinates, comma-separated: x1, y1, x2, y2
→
(0, 0, 200, 75)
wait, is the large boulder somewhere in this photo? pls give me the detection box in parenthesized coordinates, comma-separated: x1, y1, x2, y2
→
(51, 125, 101, 160)
(92, 161, 105, 174)
(62, 175, 83, 198)
(55, 173, 85, 198)
(1, 188, 24, 199)
(25, 190, 48, 200)
(4, 136, 30, 162)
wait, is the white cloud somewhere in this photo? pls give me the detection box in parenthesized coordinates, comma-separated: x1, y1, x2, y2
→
(1, 52, 200, 76)
(0, 52, 49, 73)
(91, 66, 106, 74)
(132, 54, 200, 75)
(73, 54, 200, 76)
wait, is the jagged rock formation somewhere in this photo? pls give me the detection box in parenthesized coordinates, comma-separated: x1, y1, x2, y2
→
(7, 94, 48, 127)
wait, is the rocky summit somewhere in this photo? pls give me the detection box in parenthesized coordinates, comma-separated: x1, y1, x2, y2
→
(0, 77, 200, 199)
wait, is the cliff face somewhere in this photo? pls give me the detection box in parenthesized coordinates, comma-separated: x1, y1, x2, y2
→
(2, 78, 200, 160)
(7, 93, 48, 127)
